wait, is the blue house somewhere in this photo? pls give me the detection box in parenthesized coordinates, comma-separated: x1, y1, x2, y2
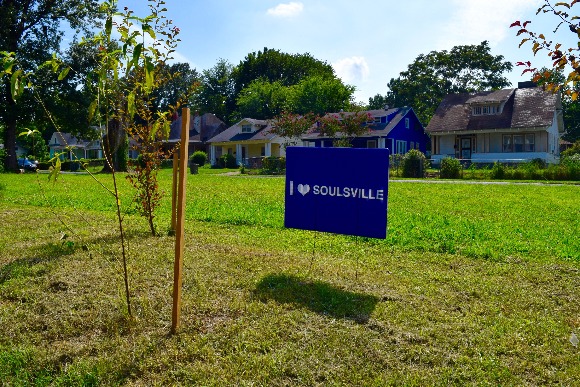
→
(301, 107, 429, 155)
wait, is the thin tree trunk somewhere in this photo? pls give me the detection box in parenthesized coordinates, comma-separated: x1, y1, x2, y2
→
(3, 79, 19, 172)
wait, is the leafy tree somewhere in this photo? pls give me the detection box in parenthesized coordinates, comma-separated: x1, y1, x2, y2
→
(511, 1, 580, 99)
(367, 94, 390, 110)
(376, 41, 512, 125)
(271, 111, 318, 149)
(534, 67, 580, 142)
(191, 58, 236, 124)
(232, 47, 335, 95)
(0, 0, 101, 171)
(289, 75, 355, 115)
(152, 62, 199, 114)
(236, 78, 288, 119)
(317, 111, 372, 147)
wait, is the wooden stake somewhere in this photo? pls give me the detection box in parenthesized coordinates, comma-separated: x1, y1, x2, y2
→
(171, 107, 190, 334)
(171, 151, 178, 232)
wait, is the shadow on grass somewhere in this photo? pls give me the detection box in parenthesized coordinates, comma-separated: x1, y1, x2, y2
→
(253, 273, 379, 324)
(0, 242, 77, 284)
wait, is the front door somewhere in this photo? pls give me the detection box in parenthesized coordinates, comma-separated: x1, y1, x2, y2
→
(460, 137, 472, 160)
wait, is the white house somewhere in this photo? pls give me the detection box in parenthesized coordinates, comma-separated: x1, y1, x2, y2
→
(426, 83, 564, 164)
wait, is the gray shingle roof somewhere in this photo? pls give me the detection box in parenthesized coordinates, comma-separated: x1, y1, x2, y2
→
(207, 118, 275, 143)
(301, 107, 411, 139)
(426, 87, 560, 133)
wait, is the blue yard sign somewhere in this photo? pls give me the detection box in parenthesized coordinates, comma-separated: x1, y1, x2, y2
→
(285, 147, 389, 239)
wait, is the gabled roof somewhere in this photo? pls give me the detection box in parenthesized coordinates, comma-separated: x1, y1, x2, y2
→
(426, 87, 561, 133)
(207, 118, 277, 143)
(302, 107, 417, 139)
(49, 132, 88, 148)
(168, 112, 226, 143)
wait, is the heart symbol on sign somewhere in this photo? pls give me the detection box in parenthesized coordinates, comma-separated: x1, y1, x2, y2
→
(297, 184, 310, 196)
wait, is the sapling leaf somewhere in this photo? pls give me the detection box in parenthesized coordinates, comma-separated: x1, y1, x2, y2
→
(58, 67, 70, 81)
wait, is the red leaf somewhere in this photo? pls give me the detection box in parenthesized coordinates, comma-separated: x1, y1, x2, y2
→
(510, 21, 521, 28)
(523, 20, 532, 28)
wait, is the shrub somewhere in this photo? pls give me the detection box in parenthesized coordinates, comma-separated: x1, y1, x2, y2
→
(490, 162, 506, 179)
(439, 157, 462, 179)
(219, 153, 237, 169)
(261, 156, 286, 175)
(190, 151, 207, 166)
(401, 149, 427, 178)
(561, 140, 580, 158)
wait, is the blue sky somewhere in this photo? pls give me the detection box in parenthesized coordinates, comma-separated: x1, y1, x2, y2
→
(114, 0, 578, 103)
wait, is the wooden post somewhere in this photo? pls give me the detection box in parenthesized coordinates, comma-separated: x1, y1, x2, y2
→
(171, 152, 178, 232)
(171, 107, 190, 334)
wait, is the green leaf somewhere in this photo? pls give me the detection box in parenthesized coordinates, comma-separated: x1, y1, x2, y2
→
(150, 121, 159, 140)
(105, 16, 112, 37)
(132, 43, 143, 66)
(88, 100, 98, 122)
(142, 24, 156, 40)
(163, 119, 170, 139)
(48, 158, 62, 184)
(10, 69, 23, 101)
(58, 67, 70, 81)
(127, 91, 136, 119)
(18, 129, 37, 138)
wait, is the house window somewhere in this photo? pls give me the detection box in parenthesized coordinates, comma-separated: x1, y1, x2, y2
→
(503, 134, 534, 152)
(410, 141, 414, 149)
(241, 124, 252, 133)
(261, 146, 265, 156)
(374, 116, 383, 124)
(396, 140, 407, 154)
(525, 134, 535, 152)
(473, 104, 498, 116)
(367, 140, 377, 148)
(405, 118, 410, 129)
(502, 135, 512, 152)
(513, 135, 524, 152)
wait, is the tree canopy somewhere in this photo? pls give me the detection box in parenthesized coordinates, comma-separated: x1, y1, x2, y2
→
(192, 49, 354, 125)
(371, 41, 513, 125)
(232, 47, 335, 95)
(1, 0, 101, 171)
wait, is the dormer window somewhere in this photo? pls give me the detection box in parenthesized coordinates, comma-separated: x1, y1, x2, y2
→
(241, 124, 252, 133)
(472, 104, 499, 116)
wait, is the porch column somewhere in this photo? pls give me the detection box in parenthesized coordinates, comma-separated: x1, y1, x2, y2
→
(378, 138, 386, 149)
(209, 145, 216, 165)
(235, 144, 242, 165)
(265, 142, 272, 157)
(320, 140, 325, 148)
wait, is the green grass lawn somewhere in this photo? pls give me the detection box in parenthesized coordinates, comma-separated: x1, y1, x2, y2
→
(0, 169, 579, 385)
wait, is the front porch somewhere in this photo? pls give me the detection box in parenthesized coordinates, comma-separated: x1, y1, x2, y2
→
(209, 141, 284, 166)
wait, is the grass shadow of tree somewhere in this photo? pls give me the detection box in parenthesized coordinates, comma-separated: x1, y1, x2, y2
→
(0, 242, 77, 284)
(253, 273, 379, 324)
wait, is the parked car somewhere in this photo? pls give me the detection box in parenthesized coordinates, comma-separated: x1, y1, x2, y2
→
(18, 158, 37, 172)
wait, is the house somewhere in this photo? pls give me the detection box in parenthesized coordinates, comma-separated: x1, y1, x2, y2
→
(167, 112, 226, 158)
(301, 107, 430, 155)
(426, 83, 564, 165)
(206, 118, 291, 167)
(49, 131, 103, 160)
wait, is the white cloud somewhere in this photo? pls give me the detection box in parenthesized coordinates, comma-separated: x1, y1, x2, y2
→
(440, 0, 540, 48)
(333, 57, 370, 84)
(267, 2, 304, 18)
